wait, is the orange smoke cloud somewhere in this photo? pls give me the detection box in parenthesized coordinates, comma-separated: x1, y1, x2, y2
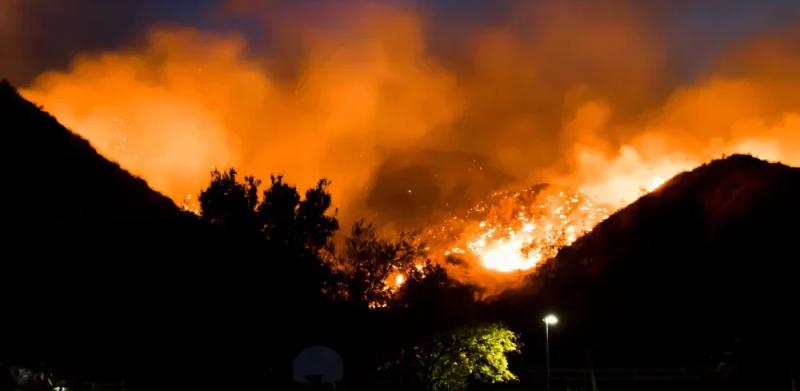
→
(555, 40, 800, 206)
(22, 6, 460, 223)
(15, 2, 800, 292)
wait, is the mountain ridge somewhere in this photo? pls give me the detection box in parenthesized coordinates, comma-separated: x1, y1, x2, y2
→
(491, 154, 800, 389)
(1, 79, 183, 222)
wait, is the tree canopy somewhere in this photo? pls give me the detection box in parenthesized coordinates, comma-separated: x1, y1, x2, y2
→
(410, 323, 520, 391)
(330, 219, 429, 308)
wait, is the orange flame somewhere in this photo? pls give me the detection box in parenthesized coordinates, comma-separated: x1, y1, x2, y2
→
(12, 3, 800, 294)
(426, 186, 610, 292)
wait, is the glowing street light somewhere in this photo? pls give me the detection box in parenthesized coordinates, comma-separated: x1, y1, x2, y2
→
(542, 314, 559, 391)
(543, 314, 559, 325)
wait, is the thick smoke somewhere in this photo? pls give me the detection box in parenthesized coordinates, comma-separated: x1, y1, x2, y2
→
(22, 8, 461, 229)
(9, 0, 800, 237)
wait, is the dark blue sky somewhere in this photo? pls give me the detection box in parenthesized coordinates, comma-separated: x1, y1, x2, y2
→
(3, 0, 799, 84)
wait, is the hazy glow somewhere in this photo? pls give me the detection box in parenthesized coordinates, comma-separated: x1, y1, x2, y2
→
(15, 2, 800, 294)
(647, 176, 667, 192)
(543, 314, 559, 325)
(477, 235, 542, 272)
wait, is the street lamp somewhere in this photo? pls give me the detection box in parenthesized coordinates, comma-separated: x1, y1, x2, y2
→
(543, 314, 558, 391)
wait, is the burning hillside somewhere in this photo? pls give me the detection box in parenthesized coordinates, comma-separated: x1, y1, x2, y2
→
(11, 2, 800, 235)
(4, 3, 800, 389)
(424, 184, 611, 294)
(489, 155, 800, 390)
(8, 1, 800, 300)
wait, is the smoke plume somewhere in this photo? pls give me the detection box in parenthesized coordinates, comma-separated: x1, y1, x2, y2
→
(7, 2, 800, 291)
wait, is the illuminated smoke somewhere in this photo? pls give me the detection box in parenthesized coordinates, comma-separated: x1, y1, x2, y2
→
(11, 2, 800, 292)
(21, 11, 461, 224)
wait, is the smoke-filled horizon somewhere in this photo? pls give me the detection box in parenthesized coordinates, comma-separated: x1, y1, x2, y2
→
(5, 0, 800, 235)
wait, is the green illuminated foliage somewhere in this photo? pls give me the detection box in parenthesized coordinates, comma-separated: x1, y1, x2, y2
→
(414, 323, 520, 391)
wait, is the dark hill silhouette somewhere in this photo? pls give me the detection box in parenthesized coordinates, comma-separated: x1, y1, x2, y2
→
(1, 79, 197, 251)
(492, 155, 800, 390)
(4, 76, 799, 390)
(0, 80, 273, 388)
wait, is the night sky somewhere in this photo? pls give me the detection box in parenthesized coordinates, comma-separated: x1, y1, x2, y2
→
(4, 0, 800, 85)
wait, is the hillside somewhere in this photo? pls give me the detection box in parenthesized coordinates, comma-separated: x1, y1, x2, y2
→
(1, 79, 196, 246)
(3, 76, 798, 389)
(492, 155, 800, 389)
(0, 80, 258, 384)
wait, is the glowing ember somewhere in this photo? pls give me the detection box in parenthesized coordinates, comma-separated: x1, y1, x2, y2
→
(432, 185, 610, 274)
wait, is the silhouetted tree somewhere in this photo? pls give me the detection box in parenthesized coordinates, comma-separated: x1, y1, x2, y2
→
(199, 171, 338, 253)
(389, 264, 482, 342)
(332, 220, 428, 308)
(255, 176, 340, 248)
(198, 170, 338, 300)
(296, 179, 339, 250)
(393, 264, 478, 309)
(259, 175, 301, 247)
(198, 168, 260, 234)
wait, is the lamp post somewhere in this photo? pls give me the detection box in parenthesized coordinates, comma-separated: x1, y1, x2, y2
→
(543, 314, 558, 391)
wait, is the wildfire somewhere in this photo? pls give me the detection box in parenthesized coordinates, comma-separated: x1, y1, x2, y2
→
(647, 176, 667, 193)
(12, 3, 800, 297)
(431, 185, 610, 276)
(180, 193, 201, 215)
